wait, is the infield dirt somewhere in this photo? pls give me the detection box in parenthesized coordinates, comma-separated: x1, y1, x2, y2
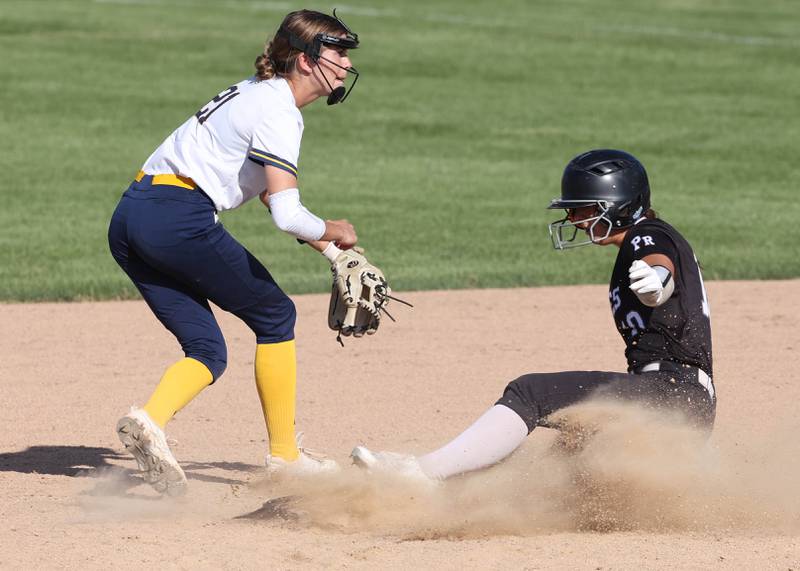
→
(2, 281, 798, 569)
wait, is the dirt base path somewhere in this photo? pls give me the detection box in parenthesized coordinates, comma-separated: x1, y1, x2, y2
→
(2, 281, 799, 569)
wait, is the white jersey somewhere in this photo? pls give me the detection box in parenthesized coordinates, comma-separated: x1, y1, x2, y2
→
(141, 76, 303, 212)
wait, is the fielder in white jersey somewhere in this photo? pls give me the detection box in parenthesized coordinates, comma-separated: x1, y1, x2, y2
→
(109, 9, 365, 496)
(143, 75, 305, 212)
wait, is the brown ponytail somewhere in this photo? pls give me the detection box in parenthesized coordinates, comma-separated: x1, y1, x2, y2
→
(254, 40, 277, 80)
(254, 9, 349, 81)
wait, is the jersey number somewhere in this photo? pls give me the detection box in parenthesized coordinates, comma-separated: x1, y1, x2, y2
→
(619, 310, 645, 337)
(609, 286, 621, 312)
(195, 86, 239, 124)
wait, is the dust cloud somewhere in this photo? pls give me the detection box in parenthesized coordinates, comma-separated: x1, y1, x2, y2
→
(76, 467, 186, 521)
(251, 399, 800, 537)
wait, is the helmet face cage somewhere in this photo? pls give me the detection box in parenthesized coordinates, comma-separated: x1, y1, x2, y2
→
(548, 201, 615, 250)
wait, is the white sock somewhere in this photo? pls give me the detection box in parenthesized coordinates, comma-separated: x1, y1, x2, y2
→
(417, 404, 529, 480)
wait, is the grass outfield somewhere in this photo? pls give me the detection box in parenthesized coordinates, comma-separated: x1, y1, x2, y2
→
(0, 0, 797, 300)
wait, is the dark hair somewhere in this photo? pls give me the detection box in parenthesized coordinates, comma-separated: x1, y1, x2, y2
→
(643, 208, 659, 220)
(254, 10, 348, 80)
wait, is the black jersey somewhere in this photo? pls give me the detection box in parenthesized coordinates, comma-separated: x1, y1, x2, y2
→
(609, 219, 712, 376)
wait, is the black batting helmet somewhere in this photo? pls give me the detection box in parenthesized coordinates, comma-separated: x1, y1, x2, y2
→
(548, 149, 651, 249)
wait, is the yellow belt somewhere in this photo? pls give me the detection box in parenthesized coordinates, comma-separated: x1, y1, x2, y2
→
(135, 170, 197, 190)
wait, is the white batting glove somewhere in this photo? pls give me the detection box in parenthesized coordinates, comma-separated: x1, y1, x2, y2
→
(629, 260, 666, 307)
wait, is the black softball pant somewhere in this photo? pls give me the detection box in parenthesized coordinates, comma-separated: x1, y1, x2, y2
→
(497, 368, 716, 433)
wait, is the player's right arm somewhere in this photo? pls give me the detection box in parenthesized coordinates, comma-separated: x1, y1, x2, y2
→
(259, 164, 357, 249)
(627, 230, 677, 308)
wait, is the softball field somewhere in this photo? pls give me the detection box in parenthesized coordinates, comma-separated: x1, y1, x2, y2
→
(1, 280, 798, 569)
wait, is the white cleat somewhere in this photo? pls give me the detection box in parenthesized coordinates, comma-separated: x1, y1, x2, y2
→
(266, 433, 340, 478)
(116, 408, 188, 496)
(350, 446, 434, 483)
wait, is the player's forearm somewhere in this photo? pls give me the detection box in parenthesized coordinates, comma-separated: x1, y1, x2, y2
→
(305, 239, 328, 253)
(265, 188, 327, 242)
(319, 219, 357, 249)
(308, 240, 343, 262)
(261, 187, 357, 248)
(304, 220, 357, 253)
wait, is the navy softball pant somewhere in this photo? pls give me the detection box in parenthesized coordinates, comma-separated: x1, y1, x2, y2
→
(107, 177, 296, 381)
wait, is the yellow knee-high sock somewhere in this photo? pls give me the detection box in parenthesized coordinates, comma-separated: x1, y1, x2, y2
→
(143, 358, 213, 429)
(254, 341, 299, 461)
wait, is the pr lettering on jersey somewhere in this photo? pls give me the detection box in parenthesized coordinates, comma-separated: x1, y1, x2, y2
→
(631, 235, 655, 251)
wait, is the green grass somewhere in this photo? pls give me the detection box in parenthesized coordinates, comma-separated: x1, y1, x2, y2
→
(0, 0, 798, 300)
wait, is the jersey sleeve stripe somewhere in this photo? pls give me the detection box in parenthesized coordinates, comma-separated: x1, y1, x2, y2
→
(248, 149, 298, 177)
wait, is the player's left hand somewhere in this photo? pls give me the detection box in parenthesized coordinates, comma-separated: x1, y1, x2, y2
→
(628, 260, 664, 306)
(329, 247, 388, 338)
(327, 248, 411, 344)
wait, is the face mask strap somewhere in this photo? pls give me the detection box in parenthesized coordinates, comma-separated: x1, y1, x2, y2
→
(316, 56, 359, 104)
